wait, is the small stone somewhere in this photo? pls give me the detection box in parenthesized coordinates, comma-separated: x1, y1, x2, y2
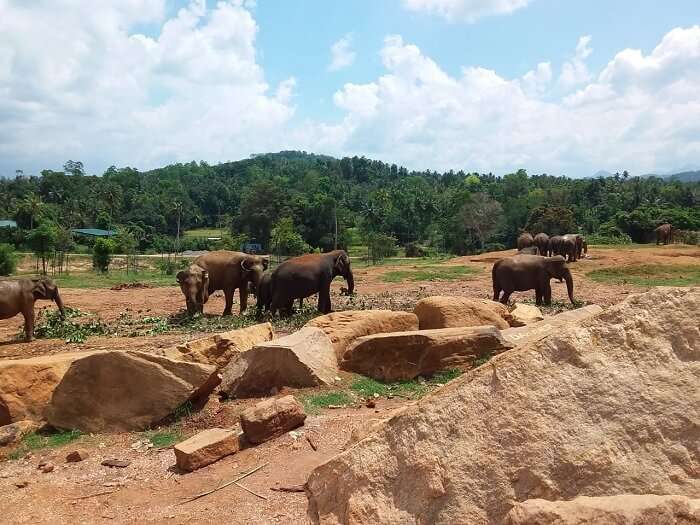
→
(240, 395, 307, 445)
(66, 449, 89, 463)
(174, 428, 240, 472)
(14, 480, 29, 488)
(366, 399, 376, 409)
(101, 459, 131, 468)
(40, 464, 54, 473)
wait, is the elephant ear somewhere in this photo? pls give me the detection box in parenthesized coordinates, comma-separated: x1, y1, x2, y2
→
(197, 271, 210, 304)
(241, 258, 252, 273)
(32, 279, 49, 299)
(176, 270, 186, 284)
(334, 252, 348, 274)
(261, 256, 270, 271)
(544, 256, 566, 278)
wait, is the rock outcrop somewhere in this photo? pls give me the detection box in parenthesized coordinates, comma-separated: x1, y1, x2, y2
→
(500, 304, 603, 346)
(506, 495, 700, 524)
(174, 428, 241, 471)
(220, 327, 338, 398)
(0, 351, 99, 425)
(0, 420, 39, 448)
(46, 351, 219, 432)
(305, 310, 419, 360)
(241, 395, 307, 444)
(413, 296, 512, 330)
(340, 326, 513, 381)
(165, 323, 274, 368)
(509, 304, 544, 326)
(306, 287, 700, 525)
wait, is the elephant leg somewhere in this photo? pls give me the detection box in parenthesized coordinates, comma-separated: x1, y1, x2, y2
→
(492, 282, 502, 302)
(239, 286, 248, 314)
(499, 290, 512, 305)
(223, 288, 234, 316)
(544, 282, 552, 305)
(534, 286, 543, 306)
(23, 308, 35, 342)
(318, 281, 332, 314)
(298, 297, 304, 310)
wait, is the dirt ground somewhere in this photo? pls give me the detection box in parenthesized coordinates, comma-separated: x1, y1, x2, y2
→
(0, 245, 698, 524)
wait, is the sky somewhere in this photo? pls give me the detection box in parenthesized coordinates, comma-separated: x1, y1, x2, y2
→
(1, 0, 700, 178)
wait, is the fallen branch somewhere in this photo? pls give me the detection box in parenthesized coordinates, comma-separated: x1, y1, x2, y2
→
(69, 490, 116, 500)
(234, 481, 268, 500)
(271, 484, 305, 493)
(305, 435, 317, 451)
(176, 462, 268, 505)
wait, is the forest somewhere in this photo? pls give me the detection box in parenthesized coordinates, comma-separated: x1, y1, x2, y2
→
(0, 151, 698, 261)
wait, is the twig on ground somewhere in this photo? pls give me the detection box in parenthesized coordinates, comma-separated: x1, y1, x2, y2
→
(176, 462, 268, 505)
(271, 485, 305, 493)
(69, 490, 116, 500)
(234, 481, 268, 500)
(305, 435, 317, 451)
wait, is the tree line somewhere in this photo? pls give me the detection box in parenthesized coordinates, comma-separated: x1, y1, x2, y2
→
(1, 152, 698, 261)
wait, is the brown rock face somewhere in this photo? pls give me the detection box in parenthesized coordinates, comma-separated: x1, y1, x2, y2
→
(0, 351, 99, 425)
(165, 323, 274, 368)
(174, 428, 241, 471)
(0, 420, 39, 447)
(340, 326, 513, 381)
(413, 296, 512, 330)
(509, 304, 544, 327)
(305, 310, 419, 360)
(501, 304, 603, 346)
(46, 351, 219, 432)
(306, 287, 700, 525)
(240, 395, 306, 445)
(506, 495, 700, 524)
(220, 327, 338, 398)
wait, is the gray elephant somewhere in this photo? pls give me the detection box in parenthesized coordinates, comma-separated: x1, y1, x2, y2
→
(517, 246, 539, 255)
(560, 234, 579, 262)
(255, 270, 303, 316)
(655, 223, 673, 245)
(492, 254, 574, 306)
(0, 278, 65, 341)
(270, 250, 354, 316)
(177, 250, 269, 316)
(533, 232, 550, 256)
(516, 232, 535, 251)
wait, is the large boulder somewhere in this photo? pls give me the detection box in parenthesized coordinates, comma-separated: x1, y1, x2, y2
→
(164, 323, 274, 368)
(305, 310, 419, 361)
(220, 327, 338, 398)
(240, 395, 307, 444)
(46, 351, 220, 432)
(501, 305, 603, 346)
(0, 351, 99, 425)
(506, 495, 700, 524)
(413, 296, 512, 330)
(509, 304, 544, 327)
(0, 420, 39, 448)
(340, 326, 513, 381)
(306, 287, 700, 525)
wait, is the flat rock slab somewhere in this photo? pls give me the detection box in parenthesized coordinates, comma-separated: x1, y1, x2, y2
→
(506, 495, 700, 524)
(341, 325, 513, 381)
(46, 351, 219, 432)
(307, 287, 700, 525)
(414, 296, 513, 330)
(509, 304, 544, 327)
(501, 304, 603, 346)
(165, 323, 274, 368)
(240, 395, 306, 445)
(220, 327, 337, 398)
(0, 351, 100, 425)
(174, 428, 241, 472)
(305, 310, 419, 361)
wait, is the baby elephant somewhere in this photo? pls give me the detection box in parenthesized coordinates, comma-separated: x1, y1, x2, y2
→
(0, 278, 65, 341)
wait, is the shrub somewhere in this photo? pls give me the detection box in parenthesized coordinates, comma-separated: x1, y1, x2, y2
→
(404, 242, 428, 257)
(0, 243, 17, 275)
(92, 238, 115, 272)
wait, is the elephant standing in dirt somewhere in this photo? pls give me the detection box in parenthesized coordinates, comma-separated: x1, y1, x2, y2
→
(517, 246, 539, 255)
(0, 278, 65, 341)
(177, 250, 268, 316)
(517, 232, 535, 251)
(655, 223, 673, 245)
(255, 271, 303, 316)
(269, 250, 354, 316)
(492, 254, 574, 306)
(560, 234, 579, 262)
(534, 233, 550, 256)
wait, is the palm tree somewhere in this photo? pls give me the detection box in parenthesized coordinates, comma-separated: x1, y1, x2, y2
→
(22, 193, 43, 230)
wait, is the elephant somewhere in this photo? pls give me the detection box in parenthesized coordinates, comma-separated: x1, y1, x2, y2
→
(0, 277, 65, 341)
(533, 232, 550, 256)
(560, 234, 579, 262)
(269, 250, 354, 316)
(492, 254, 574, 306)
(574, 234, 587, 259)
(517, 246, 539, 255)
(548, 235, 563, 257)
(255, 270, 303, 316)
(516, 232, 535, 251)
(176, 250, 269, 316)
(655, 223, 673, 245)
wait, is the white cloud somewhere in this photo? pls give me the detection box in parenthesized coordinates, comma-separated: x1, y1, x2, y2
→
(558, 35, 593, 89)
(402, 0, 532, 23)
(320, 27, 700, 176)
(328, 33, 356, 71)
(0, 0, 295, 173)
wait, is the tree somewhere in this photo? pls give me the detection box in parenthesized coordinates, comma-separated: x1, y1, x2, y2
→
(93, 238, 115, 273)
(20, 193, 44, 230)
(0, 243, 17, 276)
(460, 193, 503, 250)
(27, 222, 57, 274)
(526, 206, 577, 236)
(270, 217, 310, 261)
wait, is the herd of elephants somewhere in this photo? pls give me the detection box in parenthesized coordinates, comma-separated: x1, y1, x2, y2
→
(0, 222, 676, 343)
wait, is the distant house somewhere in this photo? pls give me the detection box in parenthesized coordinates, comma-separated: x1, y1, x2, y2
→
(72, 228, 117, 238)
(0, 220, 17, 228)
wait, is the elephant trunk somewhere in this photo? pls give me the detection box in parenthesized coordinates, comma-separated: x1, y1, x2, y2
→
(54, 290, 66, 319)
(344, 268, 355, 295)
(564, 271, 575, 304)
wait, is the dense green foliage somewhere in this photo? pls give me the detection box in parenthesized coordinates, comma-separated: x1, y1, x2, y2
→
(0, 153, 698, 257)
(92, 238, 115, 272)
(0, 243, 17, 275)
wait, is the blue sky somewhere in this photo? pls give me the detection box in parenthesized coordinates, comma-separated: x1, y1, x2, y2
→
(1, 0, 700, 177)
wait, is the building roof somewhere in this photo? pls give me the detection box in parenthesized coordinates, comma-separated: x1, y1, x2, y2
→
(72, 228, 117, 237)
(0, 220, 17, 228)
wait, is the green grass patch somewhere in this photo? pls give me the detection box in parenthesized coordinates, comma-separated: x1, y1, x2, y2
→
(299, 391, 354, 414)
(589, 243, 695, 250)
(8, 429, 83, 460)
(30, 307, 110, 343)
(350, 369, 462, 400)
(521, 298, 589, 315)
(183, 228, 224, 238)
(144, 429, 183, 449)
(381, 265, 478, 283)
(52, 270, 177, 289)
(587, 264, 700, 287)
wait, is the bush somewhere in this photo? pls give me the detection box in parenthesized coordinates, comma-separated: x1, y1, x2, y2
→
(92, 238, 115, 272)
(404, 242, 429, 257)
(156, 256, 190, 275)
(0, 243, 17, 275)
(587, 233, 633, 245)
